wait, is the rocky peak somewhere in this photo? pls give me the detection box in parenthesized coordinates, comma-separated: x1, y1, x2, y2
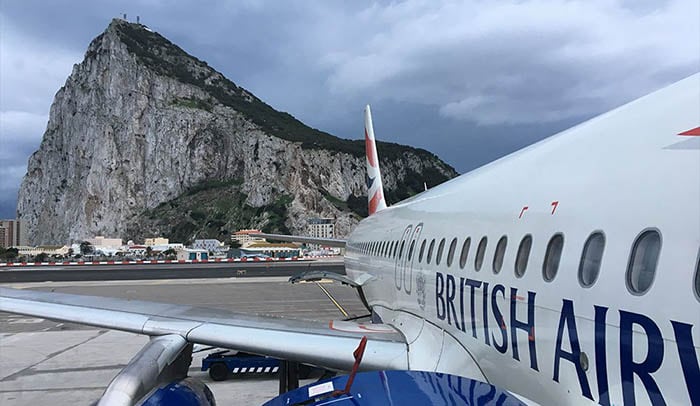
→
(17, 20, 457, 245)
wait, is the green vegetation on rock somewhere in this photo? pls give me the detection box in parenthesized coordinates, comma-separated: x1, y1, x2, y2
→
(171, 96, 213, 111)
(128, 178, 291, 243)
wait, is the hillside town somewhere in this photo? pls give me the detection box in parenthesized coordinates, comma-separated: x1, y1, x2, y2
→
(0, 218, 340, 263)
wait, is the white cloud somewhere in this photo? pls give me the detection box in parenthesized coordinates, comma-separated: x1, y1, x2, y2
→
(313, 0, 699, 125)
(0, 16, 80, 214)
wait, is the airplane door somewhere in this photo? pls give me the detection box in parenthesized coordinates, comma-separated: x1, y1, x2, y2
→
(404, 223, 423, 294)
(394, 225, 413, 291)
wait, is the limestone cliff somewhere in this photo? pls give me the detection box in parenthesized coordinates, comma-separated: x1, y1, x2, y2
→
(17, 19, 457, 245)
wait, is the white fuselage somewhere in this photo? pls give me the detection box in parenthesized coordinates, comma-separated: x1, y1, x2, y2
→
(345, 74, 700, 405)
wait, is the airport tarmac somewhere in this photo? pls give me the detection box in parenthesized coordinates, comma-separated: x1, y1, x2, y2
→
(0, 276, 368, 405)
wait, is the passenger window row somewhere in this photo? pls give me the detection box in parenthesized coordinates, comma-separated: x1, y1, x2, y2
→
(351, 228, 695, 298)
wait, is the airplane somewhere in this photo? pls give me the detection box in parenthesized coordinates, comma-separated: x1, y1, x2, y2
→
(1, 73, 699, 405)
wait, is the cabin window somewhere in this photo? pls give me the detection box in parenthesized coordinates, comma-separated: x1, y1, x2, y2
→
(493, 236, 507, 274)
(408, 240, 416, 261)
(543, 234, 564, 282)
(398, 241, 405, 259)
(579, 232, 605, 287)
(419, 239, 427, 262)
(447, 238, 458, 267)
(388, 241, 394, 257)
(475, 237, 487, 271)
(459, 238, 471, 269)
(427, 239, 436, 264)
(436, 238, 446, 265)
(393, 240, 399, 258)
(694, 248, 700, 302)
(515, 235, 532, 278)
(626, 229, 661, 295)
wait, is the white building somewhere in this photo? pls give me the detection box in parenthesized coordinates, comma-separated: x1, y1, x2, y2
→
(177, 249, 209, 261)
(87, 236, 123, 250)
(240, 242, 301, 258)
(307, 217, 335, 250)
(16, 245, 70, 257)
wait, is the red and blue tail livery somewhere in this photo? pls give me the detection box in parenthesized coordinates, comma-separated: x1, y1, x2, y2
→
(364, 105, 387, 216)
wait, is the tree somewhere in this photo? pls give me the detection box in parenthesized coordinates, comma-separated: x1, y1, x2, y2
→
(67, 248, 74, 257)
(0, 247, 19, 261)
(162, 248, 177, 256)
(80, 241, 94, 256)
(34, 252, 49, 263)
(145, 246, 153, 258)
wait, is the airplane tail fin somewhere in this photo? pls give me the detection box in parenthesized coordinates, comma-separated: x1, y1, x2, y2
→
(364, 105, 387, 215)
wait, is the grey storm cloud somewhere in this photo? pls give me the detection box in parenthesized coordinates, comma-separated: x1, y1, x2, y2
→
(0, 0, 698, 218)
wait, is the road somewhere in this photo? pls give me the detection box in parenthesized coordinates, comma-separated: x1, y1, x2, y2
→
(0, 258, 345, 283)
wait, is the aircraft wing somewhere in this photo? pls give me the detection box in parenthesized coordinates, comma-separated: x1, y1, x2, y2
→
(251, 233, 346, 248)
(0, 287, 406, 371)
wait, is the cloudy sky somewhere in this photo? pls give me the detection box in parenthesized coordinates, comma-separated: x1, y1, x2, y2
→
(0, 1, 698, 218)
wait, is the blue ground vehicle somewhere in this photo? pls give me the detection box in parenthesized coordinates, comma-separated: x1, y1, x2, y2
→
(201, 351, 315, 381)
(202, 351, 280, 381)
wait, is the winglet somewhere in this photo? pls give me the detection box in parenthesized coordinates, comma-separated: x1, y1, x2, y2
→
(365, 105, 387, 215)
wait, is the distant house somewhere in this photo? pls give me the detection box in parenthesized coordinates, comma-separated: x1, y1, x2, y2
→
(144, 237, 169, 246)
(231, 229, 266, 247)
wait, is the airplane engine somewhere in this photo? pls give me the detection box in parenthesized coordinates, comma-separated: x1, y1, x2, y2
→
(140, 377, 216, 406)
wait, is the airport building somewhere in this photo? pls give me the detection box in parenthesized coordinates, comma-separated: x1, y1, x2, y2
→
(237, 242, 301, 258)
(177, 248, 209, 261)
(16, 245, 71, 257)
(0, 219, 27, 247)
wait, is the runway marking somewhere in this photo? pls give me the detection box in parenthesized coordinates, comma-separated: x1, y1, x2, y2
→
(315, 282, 349, 318)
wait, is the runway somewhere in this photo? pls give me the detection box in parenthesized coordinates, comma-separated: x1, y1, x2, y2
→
(0, 275, 367, 405)
(0, 258, 345, 283)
